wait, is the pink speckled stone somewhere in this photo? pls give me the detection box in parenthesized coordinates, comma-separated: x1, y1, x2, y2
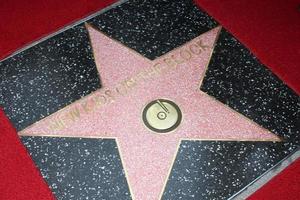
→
(20, 25, 279, 200)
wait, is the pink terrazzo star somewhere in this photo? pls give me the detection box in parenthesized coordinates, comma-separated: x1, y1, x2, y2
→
(20, 24, 280, 200)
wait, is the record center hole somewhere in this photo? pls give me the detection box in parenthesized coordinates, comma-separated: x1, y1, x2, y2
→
(157, 111, 167, 120)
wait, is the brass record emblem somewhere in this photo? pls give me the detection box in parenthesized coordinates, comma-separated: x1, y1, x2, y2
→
(142, 99, 182, 133)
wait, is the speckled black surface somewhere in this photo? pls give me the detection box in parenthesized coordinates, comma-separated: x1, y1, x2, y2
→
(0, 24, 101, 131)
(0, 0, 218, 132)
(1, 0, 299, 199)
(22, 137, 296, 200)
(88, 0, 218, 60)
(21, 137, 131, 200)
(200, 29, 300, 144)
(163, 141, 294, 200)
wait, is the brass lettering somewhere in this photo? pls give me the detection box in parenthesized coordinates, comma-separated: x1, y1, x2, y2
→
(44, 39, 210, 132)
(153, 62, 163, 74)
(115, 84, 128, 95)
(196, 40, 209, 51)
(145, 66, 159, 77)
(48, 118, 65, 130)
(66, 106, 81, 122)
(105, 89, 115, 102)
(135, 71, 147, 82)
(163, 57, 177, 68)
(171, 54, 185, 64)
(93, 94, 107, 107)
(81, 101, 93, 113)
(179, 49, 192, 61)
(189, 43, 202, 55)
(124, 78, 137, 88)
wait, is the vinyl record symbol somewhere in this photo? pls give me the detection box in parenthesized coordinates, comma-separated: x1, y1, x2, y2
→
(142, 99, 182, 133)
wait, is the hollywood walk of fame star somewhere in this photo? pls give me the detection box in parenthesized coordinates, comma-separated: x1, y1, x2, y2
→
(20, 24, 280, 200)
